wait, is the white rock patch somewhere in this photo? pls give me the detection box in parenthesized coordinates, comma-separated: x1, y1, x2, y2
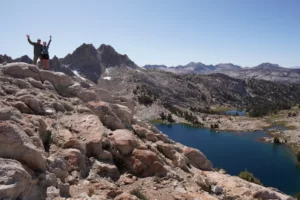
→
(103, 76, 112, 80)
(73, 70, 86, 81)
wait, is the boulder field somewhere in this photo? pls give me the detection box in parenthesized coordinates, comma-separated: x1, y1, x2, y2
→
(0, 62, 294, 200)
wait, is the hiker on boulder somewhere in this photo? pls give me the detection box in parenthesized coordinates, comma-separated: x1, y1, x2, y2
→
(41, 35, 52, 70)
(26, 35, 43, 65)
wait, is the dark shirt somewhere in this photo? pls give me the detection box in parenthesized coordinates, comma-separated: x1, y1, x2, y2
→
(28, 38, 43, 56)
(41, 39, 51, 55)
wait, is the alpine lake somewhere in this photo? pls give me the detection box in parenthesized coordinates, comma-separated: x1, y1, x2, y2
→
(155, 123, 300, 195)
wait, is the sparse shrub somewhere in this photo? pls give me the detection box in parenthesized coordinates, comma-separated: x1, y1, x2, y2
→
(297, 152, 300, 163)
(214, 167, 226, 174)
(152, 175, 161, 183)
(295, 192, 300, 200)
(238, 170, 262, 185)
(190, 106, 221, 115)
(163, 102, 180, 115)
(102, 131, 108, 138)
(165, 104, 202, 124)
(102, 139, 111, 150)
(167, 113, 175, 123)
(137, 95, 153, 106)
(288, 112, 297, 117)
(248, 101, 293, 117)
(214, 167, 221, 171)
(159, 112, 166, 120)
(131, 188, 148, 200)
(134, 85, 158, 106)
(190, 106, 196, 112)
(249, 106, 269, 117)
(273, 137, 281, 144)
(88, 187, 95, 197)
(211, 123, 219, 129)
(43, 130, 52, 152)
(183, 111, 200, 124)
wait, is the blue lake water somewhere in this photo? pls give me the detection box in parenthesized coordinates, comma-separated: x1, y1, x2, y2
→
(155, 123, 300, 195)
(265, 125, 288, 132)
(222, 110, 246, 116)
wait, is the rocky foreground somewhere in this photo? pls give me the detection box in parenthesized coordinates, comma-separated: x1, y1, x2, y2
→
(0, 62, 294, 200)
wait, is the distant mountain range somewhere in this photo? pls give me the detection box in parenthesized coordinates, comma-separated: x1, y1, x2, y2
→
(219, 63, 300, 84)
(144, 62, 242, 73)
(144, 62, 297, 72)
(144, 62, 300, 84)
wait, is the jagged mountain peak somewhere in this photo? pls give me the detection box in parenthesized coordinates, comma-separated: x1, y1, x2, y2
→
(98, 43, 129, 59)
(0, 54, 13, 63)
(72, 43, 98, 56)
(98, 44, 132, 61)
(215, 63, 242, 70)
(186, 61, 205, 66)
(51, 43, 138, 83)
(98, 44, 116, 52)
(98, 44, 137, 69)
(80, 43, 95, 48)
(253, 62, 283, 70)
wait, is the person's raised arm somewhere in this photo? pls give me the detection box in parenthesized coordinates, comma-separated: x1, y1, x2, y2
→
(47, 35, 52, 49)
(26, 35, 34, 45)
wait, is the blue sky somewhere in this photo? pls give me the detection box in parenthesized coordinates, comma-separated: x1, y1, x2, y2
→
(1, 0, 300, 67)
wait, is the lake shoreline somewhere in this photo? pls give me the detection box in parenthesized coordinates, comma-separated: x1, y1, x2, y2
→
(150, 109, 300, 158)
